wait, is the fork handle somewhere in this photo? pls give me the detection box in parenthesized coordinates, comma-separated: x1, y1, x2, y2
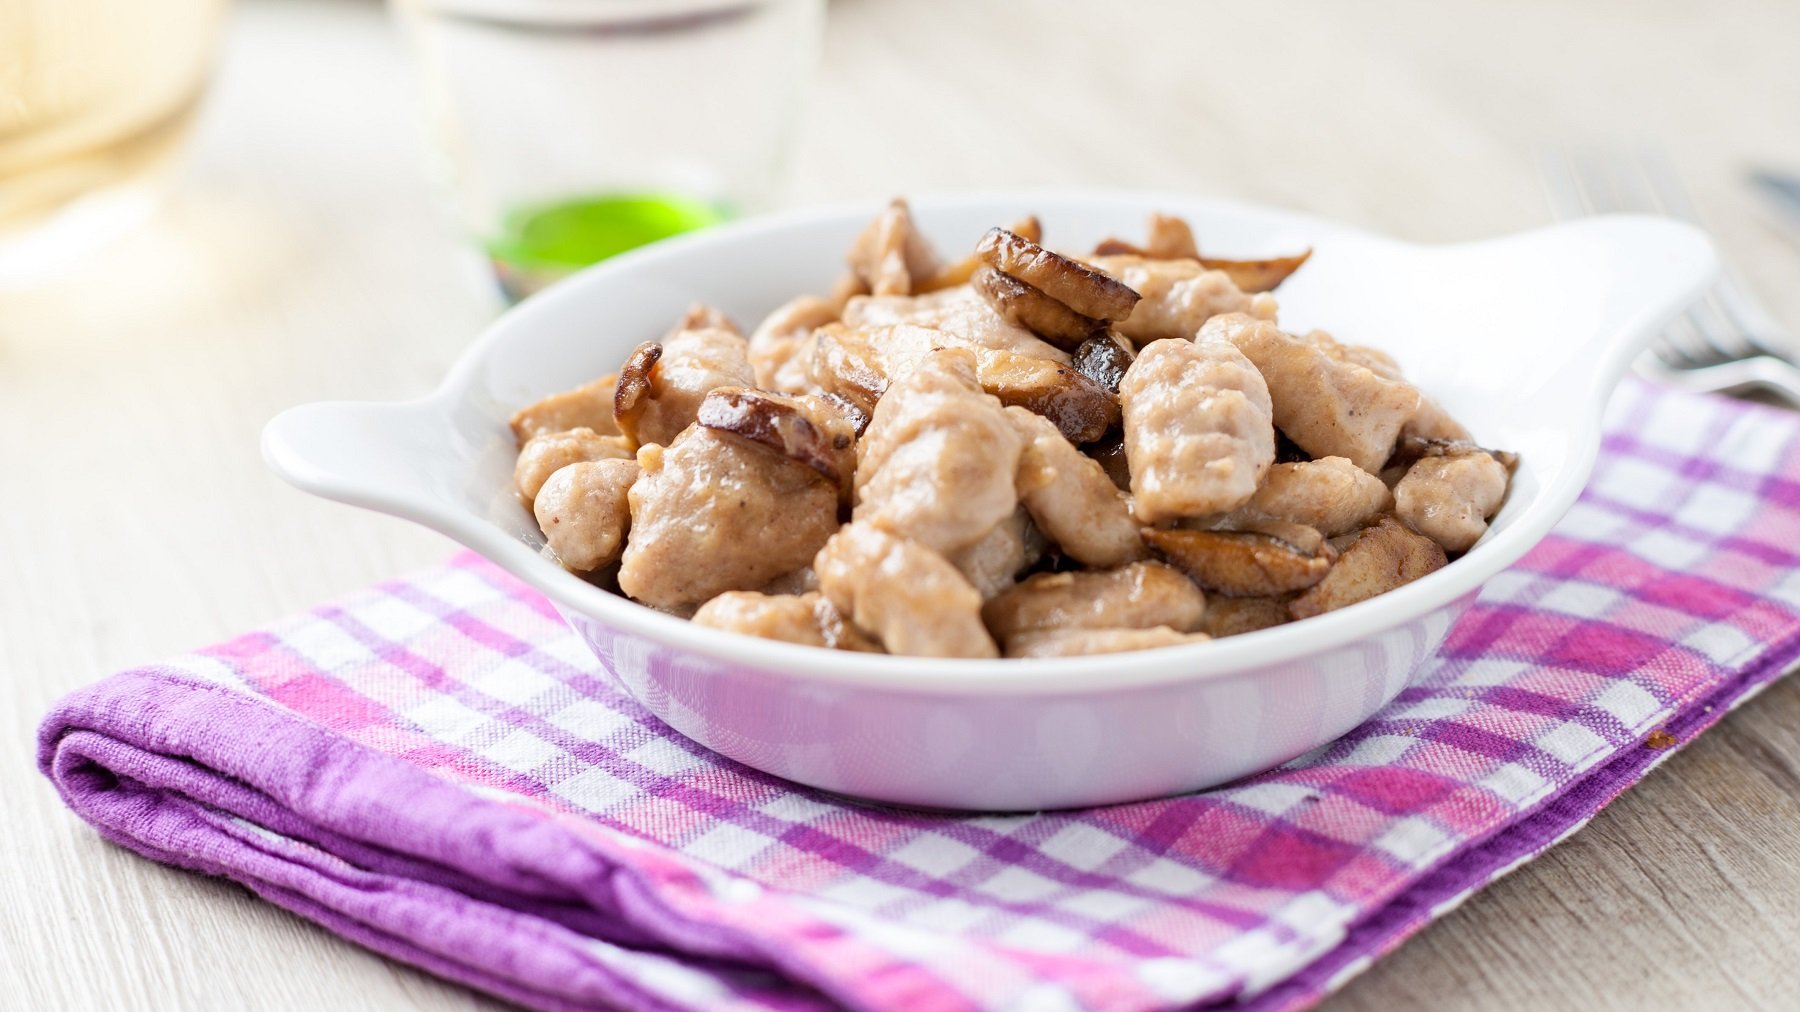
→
(1636, 353, 1800, 407)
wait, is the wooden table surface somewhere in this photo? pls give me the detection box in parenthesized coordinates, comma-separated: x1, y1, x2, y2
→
(6, 0, 1799, 1007)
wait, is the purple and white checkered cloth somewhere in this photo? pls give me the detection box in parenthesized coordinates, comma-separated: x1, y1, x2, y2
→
(38, 380, 1800, 1011)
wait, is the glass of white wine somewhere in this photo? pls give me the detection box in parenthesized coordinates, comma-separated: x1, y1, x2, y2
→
(388, 0, 826, 301)
(0, 0, 230, 286)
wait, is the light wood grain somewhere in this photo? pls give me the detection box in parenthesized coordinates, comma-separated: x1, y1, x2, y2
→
(5, 0, 1799, 1008)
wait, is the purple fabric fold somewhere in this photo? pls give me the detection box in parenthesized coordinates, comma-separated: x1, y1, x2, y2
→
(37, 380, 1800, 1011)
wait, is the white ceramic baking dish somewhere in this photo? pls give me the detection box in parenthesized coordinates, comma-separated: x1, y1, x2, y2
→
(263, 192, 1715, 810)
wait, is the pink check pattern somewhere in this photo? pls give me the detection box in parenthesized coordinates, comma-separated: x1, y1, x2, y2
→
(43, 380, 1800, 1011)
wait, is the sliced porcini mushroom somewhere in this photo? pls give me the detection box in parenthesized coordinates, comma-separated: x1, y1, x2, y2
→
(807, 323, 891, 418)
(1093, 213, 1311, 293)
(845, 198, 942, 297)
(1143, 520, 1337, 597)
(1009, 214, 1044, 245)
(611, 341, 663, 445)
(1070, 331, 1135, 394)
(971, 265, 1106, 350)
(975, 227, 1142, 322)
(815, 390, 872, 437)
(1090, 237, 1148, 257)
(1195, 252, 1313, 294)
(1289, 516, 1446, 619)
(696, 387, 857, 492)
(1086, 428, 1132, 491)
(807, 319, 1116, 444)
(1389, 435, 1520, 472)
(982, 356, 1119, 444)
(1094, 212, 1200, 260)
(1200, 595, 1292, 638)
(982, 561, 1207, 643)
(920, 214, 1042, 293)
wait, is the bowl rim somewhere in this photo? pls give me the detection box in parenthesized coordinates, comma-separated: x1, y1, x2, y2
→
(266, 188, 1705, 698)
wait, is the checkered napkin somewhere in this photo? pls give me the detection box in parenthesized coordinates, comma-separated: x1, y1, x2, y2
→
(38, 380, 1800, 1012)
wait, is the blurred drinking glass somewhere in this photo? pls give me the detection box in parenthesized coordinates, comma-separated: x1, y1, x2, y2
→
(390, 0, 825, 301)
(0, 0, 228, 287)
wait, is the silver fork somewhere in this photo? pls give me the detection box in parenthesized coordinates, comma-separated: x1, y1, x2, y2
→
(1538, 146, 1800, 405)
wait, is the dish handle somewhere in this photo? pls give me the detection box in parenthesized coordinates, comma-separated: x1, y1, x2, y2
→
(262, 398, 469, 526)
(1445, 214, 1720, 397)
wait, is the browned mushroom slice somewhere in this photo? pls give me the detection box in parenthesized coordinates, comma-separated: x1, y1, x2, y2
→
(1006, 626, 1209, 659)
(1200, 596, 1292, 638)
(1010, 214, 1044, 244)
(1094, 213, 1205, 260)
(696, 387, 859, 493)
(510, 373, 621, 445)
(1070, 331, 1135, 394)
(1093, 213, 1307, 293)
(982, 561, 1207, 643)
(1143, 521, 1337, 597)
(1089, 256, 1275, 343)
(845, 198, 942, 297)
(982, 356, 1120, 445)
(1389, 436, 1520, 472)
(1196, 251, 1313, 294)
(611, 341, 662, 445)
(1086, 428, 1132, 491)
(975, 227, 1142, 322)
(613, 316, 757, 448)
(916, 257, 979, 294)
(1289, 516, 1446, 619)
(919, 214, 1042, 294)
(810, 321, 1117, 444)
(691, 591, 884, 652)
(840, 288, 1069, 364)
(816, 391, 872, 437)
(1090, 237, 1148, 257)
(971, 266, 1106, 351)
(807, 323, 895, 418)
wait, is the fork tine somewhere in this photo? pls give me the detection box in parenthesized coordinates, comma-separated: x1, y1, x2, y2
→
(1634, 149, 1768, 359)
(1533, 147, 1713, 369)
(1537, 147, 1593, 221)
(1571, 148, 1625, 215)
(1657, 315, 1716, 369)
